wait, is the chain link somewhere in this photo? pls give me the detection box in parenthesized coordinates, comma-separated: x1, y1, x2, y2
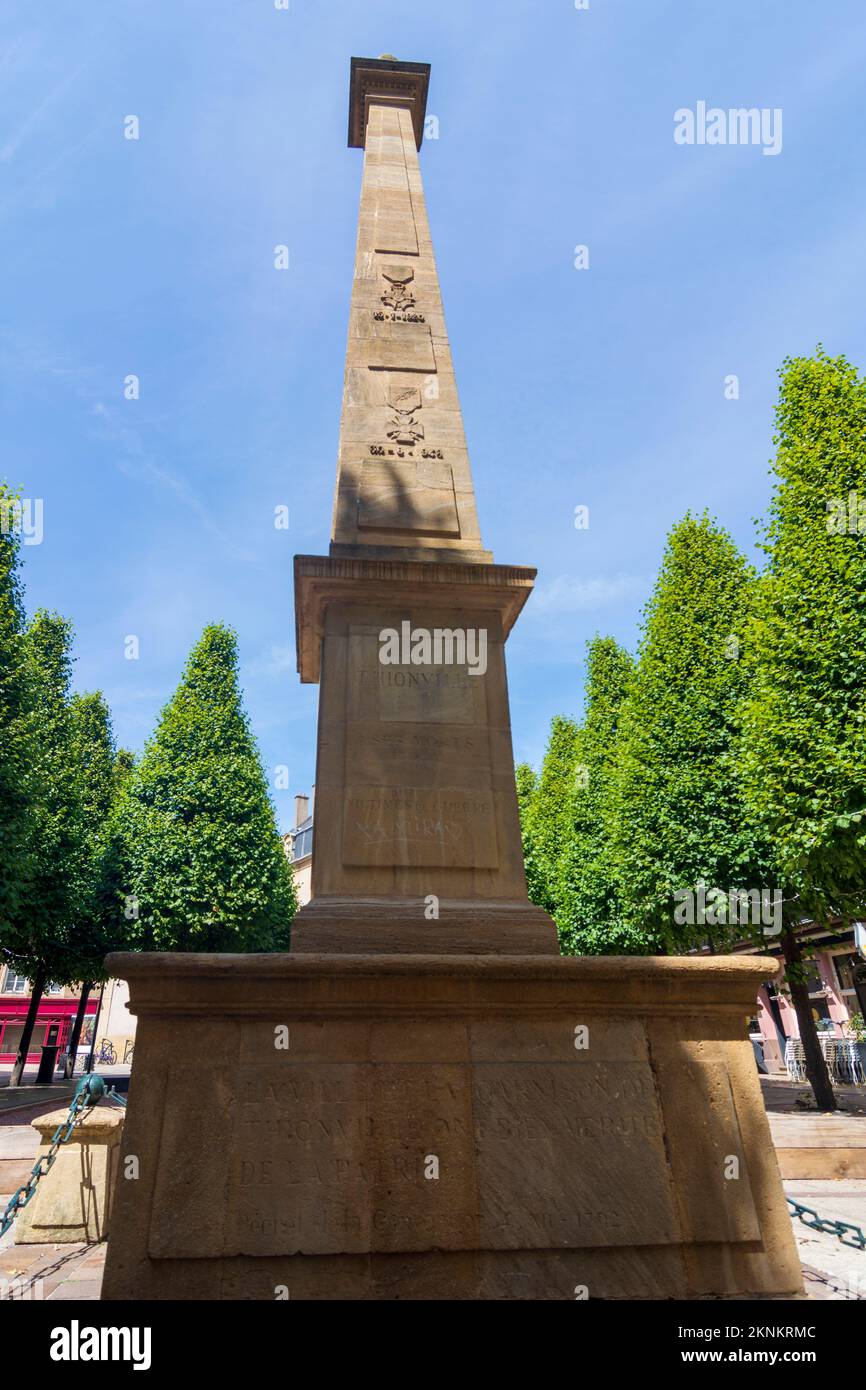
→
(788, 1197, 866, 1251)
(0, 1074, 106, 1240)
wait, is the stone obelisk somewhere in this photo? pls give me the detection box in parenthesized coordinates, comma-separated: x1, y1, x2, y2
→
(101, 58, 803, 1302)
(291, 56, 556, 954)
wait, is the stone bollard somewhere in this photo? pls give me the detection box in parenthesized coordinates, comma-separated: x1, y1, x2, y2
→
(15, 1104, 125, 1245)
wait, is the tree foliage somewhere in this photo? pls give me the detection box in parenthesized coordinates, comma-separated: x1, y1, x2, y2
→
(610, 514, 775, 950)
(520, 715, 580, 934)
(557, 636, 636, 954)
(4, 611, 89, 986)
(114, 624, 297, 952)
(0, 485, 32, 945)
(68, 692, 132, 982)
(515, 761, 544, 907)
(741, 349, 866, 923)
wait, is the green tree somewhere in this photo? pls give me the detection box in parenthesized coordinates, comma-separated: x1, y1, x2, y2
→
(116, 624, 296, 952)
(558, 636, 636, 954)
(610, 514, 775, 952)
(515, 762, 544, 908)
(741, 349, 866, 1109)
(521, 715, 580, 936)
(0, 486, 33, 949)
(6, 611, 88, 1085)
(63, 695, 130, 1075)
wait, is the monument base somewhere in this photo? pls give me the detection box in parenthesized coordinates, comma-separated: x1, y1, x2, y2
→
(101, 952, 804, 1301)
(290, 897, 559, 953)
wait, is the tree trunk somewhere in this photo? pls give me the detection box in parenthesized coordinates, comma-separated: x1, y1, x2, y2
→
(84, 982, 105, 1074)
(64, 983, 91, 1079)
(8, 966, 47, 1088)
(782, 927, 837, 1111)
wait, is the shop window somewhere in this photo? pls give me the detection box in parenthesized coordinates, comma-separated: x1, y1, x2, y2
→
(1, 1024, 25, 1055)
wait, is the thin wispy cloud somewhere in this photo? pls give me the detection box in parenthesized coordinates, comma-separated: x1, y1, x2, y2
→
(1, 63, 85, 163)
(532, 573, 647, 615)
(90, 401, 263, 569)
(243, 643, 295, 679)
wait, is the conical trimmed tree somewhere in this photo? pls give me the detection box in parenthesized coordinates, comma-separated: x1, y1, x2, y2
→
(610, 514, 774, 950)
(741, 349, 866, 1110)
(64, 693, 130, 1075)
(515, 762, 544, 909)
(558, 636, 636, 954)
(742, 349, 866, 923)
(117, 624, 297, 952)
(521, 714, 580, 933)
(0, 485, 32, 944)
(7, 611, 89, 1084)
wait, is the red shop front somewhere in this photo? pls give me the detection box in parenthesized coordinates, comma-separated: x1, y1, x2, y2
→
(0, 997, 98, 1065)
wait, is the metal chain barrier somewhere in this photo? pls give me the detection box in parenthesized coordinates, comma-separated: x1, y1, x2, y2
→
(0, 1074, 108, 1239)
(788, 1196, 866, 1251)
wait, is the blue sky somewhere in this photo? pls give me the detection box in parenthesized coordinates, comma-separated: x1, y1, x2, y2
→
(3, 0, 866, 832)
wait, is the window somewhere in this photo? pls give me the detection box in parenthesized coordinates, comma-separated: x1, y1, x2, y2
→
(2, 969, 28, 994)
(804, 961, 832, 1025)
(292, 825, 313, 861)
(834, 952, 861, 999)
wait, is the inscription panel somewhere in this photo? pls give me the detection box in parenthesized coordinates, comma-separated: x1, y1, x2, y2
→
(358, 459, 459, 535)
(342, 787, 499, 868)
(473, 1062, 680, 1249)
(230, 1065, 369, 1256)
(342, 626, 495, 866)
(346, 725, 493, 790)
(347, 628, 484, 725)
(148, 1053, 759, 1260)
(226, 1064, 477, 1256)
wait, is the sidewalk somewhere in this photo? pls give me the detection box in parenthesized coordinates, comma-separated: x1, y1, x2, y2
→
(761, 1075, 866, 1179)
(1, 1100, 115, 1301)
(0, 1237, 105, 1301)
(0, 1082, 76, 1123)
(790, 1181, 866, 1300)
(760, 1076, 866, 1116)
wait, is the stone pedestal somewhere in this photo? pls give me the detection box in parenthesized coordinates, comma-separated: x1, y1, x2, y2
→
(100, 952, 803, 1300)
(292, 555, 558, 955)
(17, 1105, 124, 1245)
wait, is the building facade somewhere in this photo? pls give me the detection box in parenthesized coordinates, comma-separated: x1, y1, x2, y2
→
(737, 921, 866, 1072)
(0, 968, 98, 1067)
(284, 790, 313, 908)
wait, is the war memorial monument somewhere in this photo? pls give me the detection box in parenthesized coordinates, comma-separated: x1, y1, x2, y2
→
(101, 57, 804, 1301)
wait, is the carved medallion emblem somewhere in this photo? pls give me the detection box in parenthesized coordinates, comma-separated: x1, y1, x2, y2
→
(381, 264, 416, 311)
(385, 384, 424, 445)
